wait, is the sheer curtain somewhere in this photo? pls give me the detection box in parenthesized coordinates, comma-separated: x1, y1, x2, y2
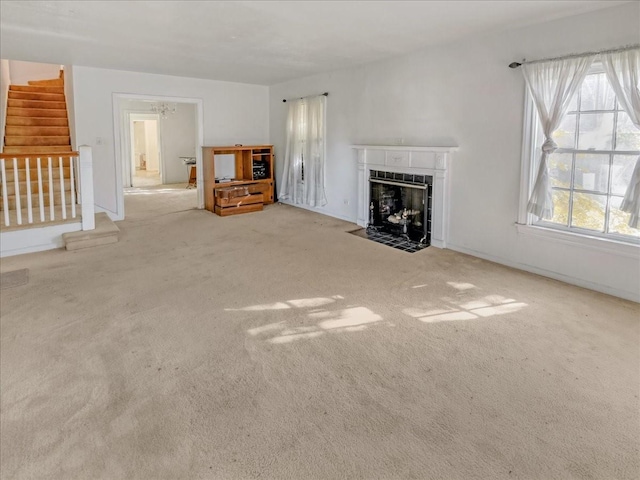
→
(601, 48, 640, 228)
(279, 95, 327, 207)
(522, 56, 595, 218)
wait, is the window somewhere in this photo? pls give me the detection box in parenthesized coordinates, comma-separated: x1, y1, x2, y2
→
(523, 66, 640, 243)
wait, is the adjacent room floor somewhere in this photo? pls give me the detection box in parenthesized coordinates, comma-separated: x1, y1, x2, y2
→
(1, 186, 638, 480)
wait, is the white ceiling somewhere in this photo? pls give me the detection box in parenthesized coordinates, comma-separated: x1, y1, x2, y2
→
(0, 1, 629, 85)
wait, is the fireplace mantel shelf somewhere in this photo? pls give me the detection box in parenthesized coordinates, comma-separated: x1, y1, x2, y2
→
(353, 144, 456, 248)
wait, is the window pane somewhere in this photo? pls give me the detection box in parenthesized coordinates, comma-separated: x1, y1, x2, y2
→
(577, 113, 614, 150)
(571, 193, 606, 231)
(612, 155, 636, 196)
(615, 112, 640, 151)
(549, 189, 569, 226)
(574, 154, 609, 192)
(548, 153, 572, 188)
(566, 92, 578, 113)
(609, 196, 640, 237)
(552, 114, 576, 148)
(579, 73, 615, 111)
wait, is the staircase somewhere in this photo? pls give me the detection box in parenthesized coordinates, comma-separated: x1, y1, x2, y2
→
(4, 70, 70, 155)
(1, 70, 75, 224)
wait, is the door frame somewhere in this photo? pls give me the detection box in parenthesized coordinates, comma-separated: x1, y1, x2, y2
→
(113, 93, 205, 218)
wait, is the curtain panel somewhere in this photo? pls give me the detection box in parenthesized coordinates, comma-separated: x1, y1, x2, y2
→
(522, 56, 595, 219)
(601, 48, 640, 228)
(279, 95, 328, 207)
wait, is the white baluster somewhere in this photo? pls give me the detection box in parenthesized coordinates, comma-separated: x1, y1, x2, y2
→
(59, 156, 66, 219)
(13, 158, 22, 225)
(25, 157, 33, 224)
(0, 159, 9, 226)
(48, 157, 54, 220)
(37, 157, 45, 222)
(70, 155, 76, 218)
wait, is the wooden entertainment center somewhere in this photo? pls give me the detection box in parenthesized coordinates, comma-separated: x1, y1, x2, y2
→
(202, 145, 275, 216)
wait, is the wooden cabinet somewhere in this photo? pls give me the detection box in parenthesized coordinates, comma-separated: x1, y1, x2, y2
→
(202, 145, 275, 214)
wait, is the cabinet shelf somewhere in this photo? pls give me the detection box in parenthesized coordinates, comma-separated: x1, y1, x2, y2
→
(202, 144, 275, 214)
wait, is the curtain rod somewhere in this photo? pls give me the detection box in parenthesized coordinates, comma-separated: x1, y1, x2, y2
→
(282, 92, 328, 103)
(508, 44, 639, 68)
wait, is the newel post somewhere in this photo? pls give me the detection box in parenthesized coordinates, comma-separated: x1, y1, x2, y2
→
(79, 145, 95, 231)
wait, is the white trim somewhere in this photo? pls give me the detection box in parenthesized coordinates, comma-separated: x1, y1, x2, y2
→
(0, 222, 82, 257)
(277, 200, 353, 223)
(112, 93, 205, 220)
(516, 223, 639, 258)
(447, 241, 639, 303)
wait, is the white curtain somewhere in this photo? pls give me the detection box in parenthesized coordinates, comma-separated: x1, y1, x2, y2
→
(601, 48, 640, 228)
(279, 95, 327, 207)
(522, 56, 595, 218)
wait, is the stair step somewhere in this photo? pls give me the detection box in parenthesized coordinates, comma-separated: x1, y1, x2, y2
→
(5, 125, 70, 136)
(4, 136, 71, 147)
(7, 107, 67, 118)
(63, 213, 119, 251)
(1, 191, 74, 211)
(28, 78, 64, 87)
(8, 99, 66, 110)
(5, 116, 69, 127)
(8, 91, 65, 102)
(9, 85, 64, 94)
(2, 179, 72, 196)
(0, 167, 70, 182)
(2, 146, 72, 154)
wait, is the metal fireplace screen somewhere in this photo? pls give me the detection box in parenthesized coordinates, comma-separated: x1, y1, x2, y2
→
(368, 170, 433, 245)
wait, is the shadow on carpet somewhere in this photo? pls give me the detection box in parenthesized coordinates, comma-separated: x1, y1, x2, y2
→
(0, 269, 29, 290)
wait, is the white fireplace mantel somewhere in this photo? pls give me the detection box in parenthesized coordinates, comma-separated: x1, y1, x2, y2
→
(352, 145, 458, 248)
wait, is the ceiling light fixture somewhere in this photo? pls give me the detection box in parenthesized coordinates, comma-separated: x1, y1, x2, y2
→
(151, 102, 177, 119)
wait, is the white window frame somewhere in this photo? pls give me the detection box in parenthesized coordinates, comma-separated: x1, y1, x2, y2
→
(517, 63, 640, 257)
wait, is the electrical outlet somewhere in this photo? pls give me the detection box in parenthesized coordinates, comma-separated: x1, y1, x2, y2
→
(343, 199, 349, 205)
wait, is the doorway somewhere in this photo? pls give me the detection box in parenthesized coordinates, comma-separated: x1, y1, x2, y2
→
(130, 114, 162, 187)
(114, 94, 204, 219)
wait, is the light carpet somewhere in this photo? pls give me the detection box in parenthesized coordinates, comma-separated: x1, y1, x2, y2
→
(1, 185, 638, 480)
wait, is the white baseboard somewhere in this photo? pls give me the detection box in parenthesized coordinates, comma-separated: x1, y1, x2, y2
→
(446, 242, 639, 303)
(0, 222, 82, 258)
(277, 201, 355, 224)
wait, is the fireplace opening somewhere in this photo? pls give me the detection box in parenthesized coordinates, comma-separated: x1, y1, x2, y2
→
(368, 170, 432, 245)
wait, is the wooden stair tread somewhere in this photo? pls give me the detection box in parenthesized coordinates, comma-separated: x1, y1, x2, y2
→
(7, 107, 68, 118)
(4, 136, 71, 147)
(5, 117, 69, 126)
(2, 146, 72, 153)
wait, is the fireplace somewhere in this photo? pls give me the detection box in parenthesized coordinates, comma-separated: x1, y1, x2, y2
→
(353, 145, 457, 248)
(368, 170, 432, 245)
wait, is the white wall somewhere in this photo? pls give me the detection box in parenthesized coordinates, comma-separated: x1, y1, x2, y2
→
(8, 60, 59, 85)
(0, 59, 10, 150)
(143, 120, 159, 172)
(268, 2, 640, 301)
(71, 67, 269, 217)
(160, 103, 197, 184)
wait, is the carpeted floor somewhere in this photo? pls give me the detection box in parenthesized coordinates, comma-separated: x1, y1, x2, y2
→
(1, 185, 638, 480)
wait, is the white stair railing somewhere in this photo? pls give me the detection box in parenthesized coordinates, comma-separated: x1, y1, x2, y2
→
(0, 147, 95, 230)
